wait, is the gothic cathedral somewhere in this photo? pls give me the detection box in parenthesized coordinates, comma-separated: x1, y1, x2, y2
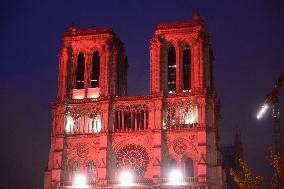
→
(44, 13, 225, 189)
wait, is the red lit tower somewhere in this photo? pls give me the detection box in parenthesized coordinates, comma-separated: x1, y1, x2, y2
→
(44, 13, 224, 189)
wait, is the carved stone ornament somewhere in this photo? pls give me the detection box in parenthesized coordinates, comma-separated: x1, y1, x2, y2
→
(116, 144, 150, 177)
(172, 138, 187, 155)
(76, 143, 89, 158)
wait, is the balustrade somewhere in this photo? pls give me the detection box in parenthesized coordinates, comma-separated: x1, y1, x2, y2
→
(112, 107, 149, 132)
(60, 177, 205, 187)
(65, 112, 103, 134)
(60, 100, 201, 134)
(164, 102, 199, 130)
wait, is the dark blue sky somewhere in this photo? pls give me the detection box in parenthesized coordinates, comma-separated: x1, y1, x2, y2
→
(0, 0, 284, 188)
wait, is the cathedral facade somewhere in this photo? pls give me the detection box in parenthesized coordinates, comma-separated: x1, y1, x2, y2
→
(44, 13, 225, 189)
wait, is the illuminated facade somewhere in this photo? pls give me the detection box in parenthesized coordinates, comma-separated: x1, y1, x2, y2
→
(44, 13, 225, 189)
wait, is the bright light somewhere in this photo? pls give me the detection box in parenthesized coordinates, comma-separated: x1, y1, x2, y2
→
(169, 170, 182, 184)
(119, 171, 133, 186)
(87, 87, 100, 98)
(72, 89, 85, 99)
(257, 104, 269, 119)
(73, 175, 88, 188)
(65, 115, 74, 133)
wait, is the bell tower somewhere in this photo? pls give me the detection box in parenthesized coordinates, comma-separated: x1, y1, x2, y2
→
(150, 12, 213, 94)
(57, 25, 128, 100)
(44, 25, 128, 189)
(149, 12, 223, 188)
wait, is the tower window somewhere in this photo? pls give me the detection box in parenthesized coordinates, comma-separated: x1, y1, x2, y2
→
(168, 46, 176, 92)
(91, 51, 100, 88)
(183, 44, 191, 90)
(76, 52, 85, 89)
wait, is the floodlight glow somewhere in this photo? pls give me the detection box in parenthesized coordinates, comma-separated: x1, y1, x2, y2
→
(169, 170, 182, 184)
(119, 171, 133, 186)
(257, 104, 269, 119)
(73, 175, 88, 188)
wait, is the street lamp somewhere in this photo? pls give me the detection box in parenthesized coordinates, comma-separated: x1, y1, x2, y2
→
(169, 169, 182, 185)
(73, 175, 88, 188)
(119, 171, 133, 186)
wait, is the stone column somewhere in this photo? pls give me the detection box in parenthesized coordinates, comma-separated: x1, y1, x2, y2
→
(117, 110, 121, 131)
(175, 42, 182, 93)
(149, 108, 154, 130)
(98, 132, 108, 181)
(199, 39, 204, 89)
(197, 128, 207, 178)
(58, 47, 68, 100)
(112, 111, 116, 131)
(102, 48, 108, 96)
(154, 100, 162, 129)
(101, 111, 104, 132)
(144, 110, 147, 130)
(121, 110, 125, 131)
(139, 110, 143, 130)
(135, 110, 138, 131)
(112, 47, 118, 95)
(169, 107, 172, 129)
(85, 53, 92, 89)
(131, 110, 134, 131)
(50, 136, 64, 188)
(150, 36, 162, 94)
(175, 106, 179, 129)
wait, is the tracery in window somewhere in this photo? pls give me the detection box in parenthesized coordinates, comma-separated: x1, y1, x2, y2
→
(165, 104, 198, 128)
(116, 144, 150, 177)
(87, 113, 101, 133)
(179, 105, 198, 125)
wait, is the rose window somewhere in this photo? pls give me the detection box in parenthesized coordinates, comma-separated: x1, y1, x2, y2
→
(116, 144, 150, 177)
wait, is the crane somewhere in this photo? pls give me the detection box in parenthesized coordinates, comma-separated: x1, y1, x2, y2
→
(257, 74, 284, 154)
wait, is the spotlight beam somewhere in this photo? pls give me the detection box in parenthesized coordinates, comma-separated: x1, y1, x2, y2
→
(256, 74, 284, 154)
(256, 104, 269, 119)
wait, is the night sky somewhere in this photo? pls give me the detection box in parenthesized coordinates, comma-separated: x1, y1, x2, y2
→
(1, 1, 284, 188)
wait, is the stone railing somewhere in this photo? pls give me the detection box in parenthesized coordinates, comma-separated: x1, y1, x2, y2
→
(163, 123, 199, 130)
(59, 176, 206, 187)
(112, 102, 151, 132)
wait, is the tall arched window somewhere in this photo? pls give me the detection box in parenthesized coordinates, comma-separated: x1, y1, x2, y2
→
(86, 161, 96, 182)
(183, 44, 191, 90)
(168, 46, 176, 92)
(76, 52, 85, 89)
(184, 157, 194, 177)
(91, 51, 100, 88)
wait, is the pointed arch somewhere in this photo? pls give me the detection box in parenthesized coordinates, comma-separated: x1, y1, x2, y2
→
(163, 158, 177, 177)
(91, 51, 100, 88)
(169, 158, 177, 169)
(168, 46, 176, 92)
(76, 52, 85, 89)
(183, 44, 191, 90)
(183, 157, 194, 177)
